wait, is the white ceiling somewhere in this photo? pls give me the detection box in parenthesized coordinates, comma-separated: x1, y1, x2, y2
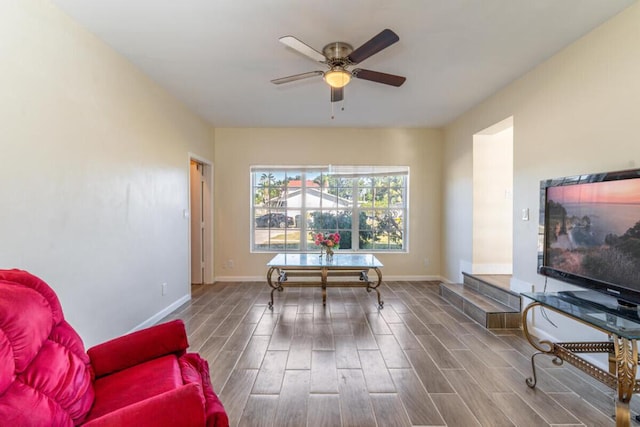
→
(52, 0, 635, 128)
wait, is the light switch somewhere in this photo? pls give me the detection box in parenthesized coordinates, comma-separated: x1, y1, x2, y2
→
(522, 208, 529, 221)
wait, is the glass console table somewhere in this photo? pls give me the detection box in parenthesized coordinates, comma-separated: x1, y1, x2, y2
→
(522, 291, 640, 427)
(266, 253, 383, 309)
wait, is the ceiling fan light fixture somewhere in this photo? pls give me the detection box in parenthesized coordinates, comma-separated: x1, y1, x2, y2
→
(324, 69, 351, 88)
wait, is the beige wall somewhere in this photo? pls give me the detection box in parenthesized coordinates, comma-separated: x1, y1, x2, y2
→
(213, 128, 443, 280)
(443, 2, 640, 340)
(0, 1, 214, 346)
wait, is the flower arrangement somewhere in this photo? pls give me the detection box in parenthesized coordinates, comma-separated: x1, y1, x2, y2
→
(314, 232, 340, 257)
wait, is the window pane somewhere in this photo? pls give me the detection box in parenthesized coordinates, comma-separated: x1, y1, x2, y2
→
(255, 210, 289, 228)
(358, 187, 373, 206)
(374, 210, 403, 249)
(284, 230, 301, 250)
(373, 186, 388, 206)
(268, 228, 288, 251)
(373, 233, 389, 250)
(285, 172, 303, 187)
(335, 210, 353, 249)
(321, 192, 338, 208)
(305, 187, 322, 208)
(338, 187, 353, 204)
(254, 229, 270, 250)
(359, 177, 373, 188)
(308, 210, 338, 230)
(373, 176, 387, 187)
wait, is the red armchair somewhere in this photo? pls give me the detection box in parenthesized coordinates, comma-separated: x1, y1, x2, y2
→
(0, 269, 228, 427)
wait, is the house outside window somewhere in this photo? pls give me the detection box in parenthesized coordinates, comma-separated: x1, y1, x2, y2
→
(251, 166, 409, 253)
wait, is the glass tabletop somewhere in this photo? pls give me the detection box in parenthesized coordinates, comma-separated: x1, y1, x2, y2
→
(523, 291, 640, 339)
(267, 253, 383, 268)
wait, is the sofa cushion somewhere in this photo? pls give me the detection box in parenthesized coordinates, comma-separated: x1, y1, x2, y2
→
(81, 384, 206, 427)
(0, 284, 56, 376)
(0, 270, 95, 425)
(22, 323, 95, 421)
(86, 354, 183, 421)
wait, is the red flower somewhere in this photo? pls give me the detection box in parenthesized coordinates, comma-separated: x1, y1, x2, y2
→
(313, 232, 341, 249)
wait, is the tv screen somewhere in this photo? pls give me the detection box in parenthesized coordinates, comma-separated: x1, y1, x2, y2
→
(538, 168, 640, 306)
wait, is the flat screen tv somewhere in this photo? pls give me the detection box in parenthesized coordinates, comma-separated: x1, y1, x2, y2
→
(538, 168, 640, 307)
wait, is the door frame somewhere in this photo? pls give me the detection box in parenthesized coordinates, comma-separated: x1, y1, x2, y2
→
(188, 153, 214, 286)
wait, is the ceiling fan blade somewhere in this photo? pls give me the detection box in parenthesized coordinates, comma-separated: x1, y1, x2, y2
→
(352, 69, 406, 87)
(347, 29, 399, 64)
(271, 71, 324, 85)
(279, 36, 326, 63)
(331, 87, 343, 103)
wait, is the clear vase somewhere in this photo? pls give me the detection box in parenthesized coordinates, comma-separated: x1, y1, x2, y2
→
(325, 247, 334, 262)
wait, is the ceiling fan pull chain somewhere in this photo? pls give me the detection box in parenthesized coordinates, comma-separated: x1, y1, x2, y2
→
(331, 101, 335, 120)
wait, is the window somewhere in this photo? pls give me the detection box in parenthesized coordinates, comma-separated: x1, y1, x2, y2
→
(251, 166, 409, 253)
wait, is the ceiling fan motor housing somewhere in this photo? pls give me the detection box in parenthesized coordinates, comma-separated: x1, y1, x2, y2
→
(323, 42, 353, 68)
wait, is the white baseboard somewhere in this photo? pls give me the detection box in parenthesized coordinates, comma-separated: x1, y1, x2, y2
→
(214, 274, 445, 283)
(127, 294, 191, 333)
(214, 275, 264, 282)
(510, 277, 534, 294)
(459, 260, 472, 283)
(382, 275, 441, 281)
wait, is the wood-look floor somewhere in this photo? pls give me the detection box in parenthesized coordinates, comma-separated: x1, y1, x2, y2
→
(162, 281, 633, 427)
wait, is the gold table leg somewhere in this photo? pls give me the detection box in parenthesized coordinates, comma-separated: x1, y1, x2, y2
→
(613, 335, 637, 427)
(522, 302, 561, 388)
(266, 266, 284, 310)
(321, 267, 328, 306)
(522, 301, 638, 427)
(362, 268, 384, 308)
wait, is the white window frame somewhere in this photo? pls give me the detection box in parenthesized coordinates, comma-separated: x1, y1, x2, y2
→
(250, 165, 409, 253)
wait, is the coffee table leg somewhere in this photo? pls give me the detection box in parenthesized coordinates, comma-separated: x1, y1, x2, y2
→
(374, 268, 383, 308)
(321, 267, 328, 306)
(362, 269, 384, 309)
(267, 267, 285, 310)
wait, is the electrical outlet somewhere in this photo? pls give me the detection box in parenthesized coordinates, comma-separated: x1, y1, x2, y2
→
(424, 258, 429, 268)
(161, 283, 167, 296)
(228, 260, 234, 269)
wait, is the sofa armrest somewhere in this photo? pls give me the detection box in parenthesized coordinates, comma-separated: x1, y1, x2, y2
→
(81, 383, 205, 427)
(88, 319, 189, 378)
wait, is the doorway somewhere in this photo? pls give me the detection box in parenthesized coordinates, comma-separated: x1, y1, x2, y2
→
(472, 117, 513, 275)
(189, 157, 213, 285)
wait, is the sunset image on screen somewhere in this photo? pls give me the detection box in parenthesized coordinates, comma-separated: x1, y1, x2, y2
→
(545, 177, 640, 288)
(548, 179, 640, 205)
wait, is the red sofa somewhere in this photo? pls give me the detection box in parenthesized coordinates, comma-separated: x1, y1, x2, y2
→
(0, 269, 228, 426)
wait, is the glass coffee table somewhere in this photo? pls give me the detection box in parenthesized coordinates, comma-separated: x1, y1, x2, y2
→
(266, 253, 384, 309)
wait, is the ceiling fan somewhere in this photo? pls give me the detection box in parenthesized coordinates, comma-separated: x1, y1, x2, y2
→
(271, 29, 406, 104)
